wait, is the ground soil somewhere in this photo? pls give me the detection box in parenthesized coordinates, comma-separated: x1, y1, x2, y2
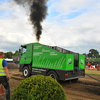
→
(0, 69, 100, 100)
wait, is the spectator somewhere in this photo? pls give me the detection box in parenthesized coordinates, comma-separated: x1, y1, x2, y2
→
(90, 62, 94, 68)
(97, 64, 98, 70)
(87, 62, 90, 68)
(91, 62, 94, 65)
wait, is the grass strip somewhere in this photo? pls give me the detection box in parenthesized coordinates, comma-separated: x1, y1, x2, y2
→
(85, 69, 100, 75)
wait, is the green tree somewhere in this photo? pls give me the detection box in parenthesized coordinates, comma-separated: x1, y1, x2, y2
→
(11, 75, 67, 100)
(4, 53, 7, 58)
(14, 50, 20, 56)
(87, 49, 99, 58)
(9, 51, 13, 58)
(6, 52, 10, 58)
(6, 51, 13, 58)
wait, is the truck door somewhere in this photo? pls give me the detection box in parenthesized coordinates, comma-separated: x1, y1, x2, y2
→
(25, 44, 32, 64)
(79, 54, 85, 69)
(20, 46, 27, 64)
(66, 54, 74, 70)
(20, 44, 32, 65)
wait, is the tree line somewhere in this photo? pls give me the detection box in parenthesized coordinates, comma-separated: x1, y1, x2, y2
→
(83, 49, 100, 62)
(4, 50, 20, 58)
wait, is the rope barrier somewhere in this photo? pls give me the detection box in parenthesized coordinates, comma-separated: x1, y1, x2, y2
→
(77, 68, 100, 82)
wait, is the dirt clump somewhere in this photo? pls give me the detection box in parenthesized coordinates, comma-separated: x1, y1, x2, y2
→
(7, 63, 19, 69)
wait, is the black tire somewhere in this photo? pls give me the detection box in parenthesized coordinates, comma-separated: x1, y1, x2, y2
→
(22, 66, 31, 78)
(47, 71, 59, 81)
(72, 78, 78, 83)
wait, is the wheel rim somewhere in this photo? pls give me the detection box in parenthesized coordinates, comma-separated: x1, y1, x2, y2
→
(49, 74, 56, 79)
(24, 69, 28, 76)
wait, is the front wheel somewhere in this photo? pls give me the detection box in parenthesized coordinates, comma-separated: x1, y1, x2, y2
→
(47, 71, 59, 81)
(22, 66, 31, 78)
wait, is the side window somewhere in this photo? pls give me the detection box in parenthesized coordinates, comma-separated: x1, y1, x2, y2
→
(22, 47, 26, 54)
(23, 48, 26, 53)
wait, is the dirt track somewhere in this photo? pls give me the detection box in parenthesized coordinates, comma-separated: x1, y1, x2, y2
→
(0, 69, 100, 100)
(62, 75, 100, 100)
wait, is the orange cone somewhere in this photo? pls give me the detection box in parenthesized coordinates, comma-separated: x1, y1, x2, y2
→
(0, 84, 4, 95)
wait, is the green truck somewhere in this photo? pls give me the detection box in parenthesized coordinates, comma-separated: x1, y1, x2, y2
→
(19, 42, 85, 81)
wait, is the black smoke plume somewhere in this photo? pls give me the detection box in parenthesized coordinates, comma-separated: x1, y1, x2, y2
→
(14, 0, 48, 41)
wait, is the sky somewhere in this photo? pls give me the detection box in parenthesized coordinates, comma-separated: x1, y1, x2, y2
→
(0, 0, 100, 54)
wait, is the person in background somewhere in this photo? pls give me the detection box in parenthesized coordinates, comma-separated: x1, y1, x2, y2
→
(87, 62, 90, 68)
(0, 52, 10, 100)
(91, 62, 94, 65)
(90, 62, 94, 68)
(97, 64, 99, 70)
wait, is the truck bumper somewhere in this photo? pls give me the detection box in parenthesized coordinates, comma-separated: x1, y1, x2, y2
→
(65, 76, 84, 80)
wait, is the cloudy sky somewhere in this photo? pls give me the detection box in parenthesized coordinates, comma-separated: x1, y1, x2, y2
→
(0, 0, 100, 54)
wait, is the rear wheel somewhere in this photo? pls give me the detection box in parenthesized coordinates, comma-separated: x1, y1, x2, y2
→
(22, 66, 31, 78)
(47, 71, 59, 81)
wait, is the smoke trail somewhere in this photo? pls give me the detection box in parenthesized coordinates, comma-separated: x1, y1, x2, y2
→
(14, 0, 48, 41)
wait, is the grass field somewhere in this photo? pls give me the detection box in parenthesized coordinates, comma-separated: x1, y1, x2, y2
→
(85, 68, 100, 75)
